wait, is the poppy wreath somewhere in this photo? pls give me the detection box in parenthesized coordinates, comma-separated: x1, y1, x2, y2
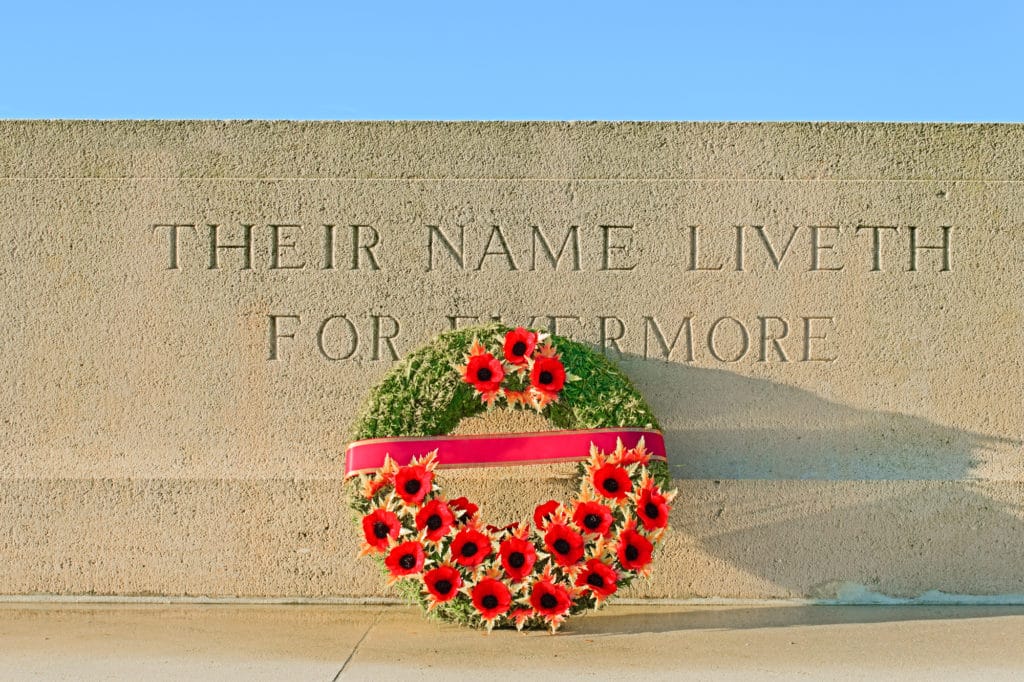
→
(346, 323, 675, 632)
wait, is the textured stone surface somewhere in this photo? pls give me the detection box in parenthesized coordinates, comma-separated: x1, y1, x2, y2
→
(1, 122, 1022, 599)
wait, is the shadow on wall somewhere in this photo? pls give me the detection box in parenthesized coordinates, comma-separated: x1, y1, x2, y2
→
(649, 478, 1024, 599)
(611, 355, 1024, 599)
(616, 357, 1019, 481)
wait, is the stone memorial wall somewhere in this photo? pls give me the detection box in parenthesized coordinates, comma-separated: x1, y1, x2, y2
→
(1, 122, 1021, 600)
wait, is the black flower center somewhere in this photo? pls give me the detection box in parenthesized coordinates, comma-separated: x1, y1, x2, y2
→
(553, 538, 571, 554)
(399, 553, 416, 570)
(460, 541, 479, 557)
(538, 370, 554, 384)
(587, 573, 606, 588)
(426, 514, 443, 530)
(481, 595, 498, 609)
(644, 502, 660, 519)
(434, 579, 452, 595)
(540, 593, 558, 609)
(508, 551, 526, 569)
(603, 478, 620, 493)
(477, 367, 493, 382)
(403, 479, 422, 495)
(372, 521, 390, 539)
(512, 341, 527, 356)
(584, 514, 601, 529)
(625, 544, 639, 562)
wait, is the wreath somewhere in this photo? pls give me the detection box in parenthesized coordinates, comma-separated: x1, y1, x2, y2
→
(346, 323, 675, 632)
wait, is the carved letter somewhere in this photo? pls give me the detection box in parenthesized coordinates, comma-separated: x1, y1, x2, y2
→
(351, 224, 382, 270)
(599, 316, 626, 357)
(476, 225, 518, 271)
(531, 225, 581, 270)
(909, 226, 952, 272)
(447, 315, 480, 330)
(734, 225, 745, 272)
(317, 315, 358, 361)
(600, 225, 638, 271)
(810, 226, 844, 271)
(372, 314, 401, 361)
(754, 226, 799, 270)
(268, 314, 300, 361)
(323, 224, 336, 270)
(757, 316, 790, 362)
(854, 225, 899, 271)
(687, 226, 724, 271)
(426, 225, 465, 270)
(269, 224, 306, 270)
(643, 316, 694, 361)
(543, 315, 582, 336)
(707, 317, 750, 362)
(802, 316, 837, 362)
(208, 224, 253, 270)
(152, 223, 196, 270)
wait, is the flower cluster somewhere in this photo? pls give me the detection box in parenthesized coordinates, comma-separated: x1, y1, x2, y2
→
(459, 327, 574, 410)
(356, 439, 676, 632)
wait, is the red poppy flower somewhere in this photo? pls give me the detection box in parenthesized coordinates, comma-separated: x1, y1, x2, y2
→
(592, 463, 632, 501)
(471, 578, 512, 621)
(464, 353, 505, 393)
(499, 536, 538, 581)
(572, 501, 614, 537)
(509, 607, 535, 630)
(415, 499, 455, 541)
(360, 457, 398, 499)
(529, 578, 572, 618)
(384, 540, 425, 578)
(533, 499, 560, 530)
(620, 446, 651, 466)
(575, 559, 619, 599)
(423, 565, 462, 604)
(394, 464, 433, 506)
(485, 521, 520, 535)
(503, 327, 538, 365)
(503, 389, 529, 407)
(617, 528, 654, 571)
(529, 356, 566, 394)
(448, 496, 478, 524)
(450, 528, 492, 567)
(360, 508, 401, 552)
(636, 485, 671, 531)
(544, 523, 585, 567)
(360, 476, 389, 500)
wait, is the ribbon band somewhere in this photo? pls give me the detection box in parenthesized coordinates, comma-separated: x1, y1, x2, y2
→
(344, 427, 666, 478)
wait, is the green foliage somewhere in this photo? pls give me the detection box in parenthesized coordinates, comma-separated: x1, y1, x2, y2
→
(350, 322, 660, 440)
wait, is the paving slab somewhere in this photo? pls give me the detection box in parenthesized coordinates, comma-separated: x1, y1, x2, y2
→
(0, 603, 369, 681)
(0, 603, 1022, 680)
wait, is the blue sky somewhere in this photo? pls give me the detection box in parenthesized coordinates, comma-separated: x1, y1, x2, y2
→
(1, 1, 1021, 120)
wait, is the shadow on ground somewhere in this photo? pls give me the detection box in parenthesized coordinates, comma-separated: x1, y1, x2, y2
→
(561, 605, 1024, 637)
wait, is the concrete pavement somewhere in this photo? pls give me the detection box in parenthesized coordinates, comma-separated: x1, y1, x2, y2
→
(0, 602, 1022, 680)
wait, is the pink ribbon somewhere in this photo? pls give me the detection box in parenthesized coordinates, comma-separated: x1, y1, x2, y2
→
(344, 427, 666, 478)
